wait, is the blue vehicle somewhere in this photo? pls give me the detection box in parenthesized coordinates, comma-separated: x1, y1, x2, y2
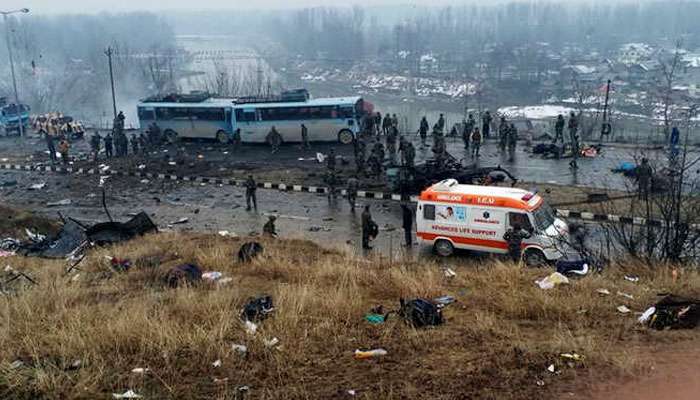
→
(0, 97, 30, 136)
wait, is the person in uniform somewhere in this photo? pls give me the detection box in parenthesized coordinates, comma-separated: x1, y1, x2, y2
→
(470, 127, 482, 158)
(568, 112, 579, 169)
(130, 134, 139, 156)
(482, 110, 492, 138)
(245, 175, 258, 211)
(554, 114, 565, 143)
(58, 139, 70, 165)
(266, 126, 282, 154)
(361, 205, 374, 250)
(636, 158, 653, 200)
(498, 116, 509, 152)
(419, 116, 429, 144)
(346, 176, 359, 211)
(300, 124, 310, 150)
(104, 132, 113, 158)
(503, 226, 532, 262)
(90, 131, 101, 162)
(507, 122, 518, 162)
(232, 128, 242, 151)
(401, 203, 414, 247)
(45, 130, 57, 163)
(327, 148, 336, 172)
(437, 113, 445, 133)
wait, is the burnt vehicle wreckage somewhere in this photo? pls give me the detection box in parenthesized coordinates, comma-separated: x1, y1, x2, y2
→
(387, 151, 518, 194)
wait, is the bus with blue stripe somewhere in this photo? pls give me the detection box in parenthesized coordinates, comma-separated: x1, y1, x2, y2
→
(136, 91, 365, 145)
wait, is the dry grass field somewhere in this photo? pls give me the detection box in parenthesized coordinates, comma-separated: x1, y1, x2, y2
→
(0, 232, 698, 399)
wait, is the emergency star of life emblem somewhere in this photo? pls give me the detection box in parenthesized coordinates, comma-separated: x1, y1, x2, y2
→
(483, 211, 490, 219)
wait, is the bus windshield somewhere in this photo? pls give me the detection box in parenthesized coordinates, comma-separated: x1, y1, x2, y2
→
(532, 202, 556, 231)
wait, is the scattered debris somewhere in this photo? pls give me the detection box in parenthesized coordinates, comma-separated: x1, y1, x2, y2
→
(560, 353, 584, 362)
(202, 271, 223, 281)
(244, 320, 258, 335)
(28, 182, 46, 190)
(0, 250, 14, 257)
(547, 364, 556, 373)
(67, 359, 82, 370)
(0, 180, 17, 187)
(112, 390, 142, 399)
(443, 267, 457, 278)
(398, 298, 444, 327)
(354, 348, 388, 359)
(624, 275, 640, 283)
(638, 307, 656, 324)
(47, 199, 72, 207)
(140, 179, 150, 184)
(555, 260, 589, 276)
(433, 295, 456, 307)
(646, 294, 700, 330)
(232, 344, 248, 355)
(308, 226, 331, 232)
(241, 295, 274, 322)
(617, 305, 631, 314)
(217, 230, 237, 238)
(10, 360, 24, 369)
(137, 164, 146, 170)
(238, 242, 263, 263)
(164, 264, 202, 288)
(617, 291, 634, 300)
(131, 368, 150, 374)
(212, 359, 222, 368)
(86, 212, 157, 246)
(109, 257, 132, 272)
(364, 313, 386, 324)
(535, 272, 569, 290)
(596, 288, 611, 296)
(25, 229, 45, 243)
(19, 219, 86, 259)
(170, 217, 189, 225)
(264, 337, 280, 348)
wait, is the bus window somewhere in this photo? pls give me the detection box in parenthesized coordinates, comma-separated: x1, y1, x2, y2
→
(225, 109, 232, 124)
(235, 109, 257, 122)
(138, 107, 155, 120)
(155, 107, 173, 120)
(338, 106, 354, 119)
(423, 204, 436, 221)
(190, 107, 225, 121)
(171, 108, 191, 120)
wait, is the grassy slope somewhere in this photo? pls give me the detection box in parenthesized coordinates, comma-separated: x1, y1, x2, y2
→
(0, 233, 698, 400)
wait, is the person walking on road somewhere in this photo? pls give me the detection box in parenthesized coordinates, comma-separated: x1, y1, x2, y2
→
(266, 126, 282, 154)
(130, 134, 139, 156)
(58, 139, 70, 165)
(498, 116, 509, 152)
(361, 205, 375, 250)
(326, 148, 336, 172)
(104, 132, 113, 159)
(470, 127, 482, 158)
(45, 131, 57, 163)
(346, 176, 359, 211)
(300, 124, 310, 150)
(507, 123, 518, 162)
(419, 116, 429, 144)
(637, 158, 653, 200)
(568, 111, 579, 169)
(232, 128, 242, 151)
(401, 203, 414, 247)
(482, 110, 493, 138)
(90, 131, 101, 162)
(554, 114, 565, 144)
(245, 175, 258, 212)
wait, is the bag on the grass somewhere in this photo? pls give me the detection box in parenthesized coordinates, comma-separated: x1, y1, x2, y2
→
(240, 295, 274, 322)
(238, 242, 263, 263)
(398, 298, 444, 327)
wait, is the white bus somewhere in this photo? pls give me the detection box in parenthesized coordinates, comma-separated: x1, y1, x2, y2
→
(232, 95, 363, 145)
(137, 93, 234, 143)
(136, 91, 366, 145)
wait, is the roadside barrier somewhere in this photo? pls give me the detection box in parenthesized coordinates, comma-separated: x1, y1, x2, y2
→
(0, 163, 677, 229)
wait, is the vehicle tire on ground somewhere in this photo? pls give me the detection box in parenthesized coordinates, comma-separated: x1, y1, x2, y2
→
(164, 129, 178, 144)
(338, 129, 354, 145)
(523, 249, 547, 267)
(434, 239, 454, 257)
(216, 130, 229, 144)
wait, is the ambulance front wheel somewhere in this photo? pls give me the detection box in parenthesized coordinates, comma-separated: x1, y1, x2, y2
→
(523, 249, 547, 267)
(434, 240, 454, 257)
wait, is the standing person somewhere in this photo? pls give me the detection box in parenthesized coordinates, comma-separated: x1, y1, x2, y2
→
(461, 118, 470, 150)
(148, 122, 162, 145)
(300, 124, 310, 150)
(568, 111, 579, 169)
(139, 133, 148, 155)
(45, 131, 57, 163)
(266, 126, 282, 154)
(419, 116, 429, 144)
(115, 111, 126, 131)
(325, 172, 338, 201)
(104, 132, 113, 159)
(386, 126, 398, 165)
(554, 114, 565, 144)
(392, 113, 399, 131)
(482, 110, 493, 138)
(355, 138, 366, 174)
(503, 226, 531, 263)
(404, 141, 416, 170)
(374, 112, 382, 136)
(401, 203, 414, 247)
(90, 131, 101, 162)
(263, 216, 277, 238)
(361, 205, 374, 250)
(245, 175, 258, 212)
(498, 116, 509, 152)
(326, 148, 336, 172)
(130, 134, 139, 156)
(346, 176, 359, 211)
(232, 128, 242, 151)
(507, 123, 518, 162)
(470, 127, 482, 158)
(58, 138, 70, 165)
(636, 158, 653, 200)
(382, 113, 392, 135)
(437, 113, 445, 133)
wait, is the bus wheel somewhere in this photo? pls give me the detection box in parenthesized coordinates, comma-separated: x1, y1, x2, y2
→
(523, 249, 547, 267)
(338, 129, 354, 145)
(434, 239, 454, 257)
(216, 130, 229, 144)
(164, 129, 178, 144)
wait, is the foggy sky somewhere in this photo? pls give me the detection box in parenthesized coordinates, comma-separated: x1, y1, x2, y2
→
(7, 0, 630, 14)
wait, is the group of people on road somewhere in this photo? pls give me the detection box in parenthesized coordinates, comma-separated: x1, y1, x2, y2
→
(553, 112, 580, 169)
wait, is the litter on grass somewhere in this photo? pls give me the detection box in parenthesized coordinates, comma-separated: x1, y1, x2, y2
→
(535, 272, 569, 289)
(596, 288, 611, 296)
(112, 390, 142, 399)
(354, 349, 388, 359)
(617, 305, 631, 314)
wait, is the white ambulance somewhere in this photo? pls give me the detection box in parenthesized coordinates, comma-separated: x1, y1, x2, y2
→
(416, 179, 569, 265)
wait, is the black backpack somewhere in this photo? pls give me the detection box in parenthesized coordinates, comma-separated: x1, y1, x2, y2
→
(238, 242, 263, 263)
(398, 298, 444, 328)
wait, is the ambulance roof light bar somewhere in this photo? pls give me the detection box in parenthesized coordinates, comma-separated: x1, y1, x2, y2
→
(434, 179, 459, 190)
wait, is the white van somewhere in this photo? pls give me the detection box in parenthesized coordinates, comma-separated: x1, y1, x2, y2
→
(416, 179, 569, 265)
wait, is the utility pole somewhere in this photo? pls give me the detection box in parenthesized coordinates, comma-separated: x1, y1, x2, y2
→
(105, 46, 117, 120)
(1, 8, 30, 138)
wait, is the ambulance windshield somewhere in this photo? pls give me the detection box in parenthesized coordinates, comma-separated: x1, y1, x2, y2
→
(532, 203, 556, 231)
